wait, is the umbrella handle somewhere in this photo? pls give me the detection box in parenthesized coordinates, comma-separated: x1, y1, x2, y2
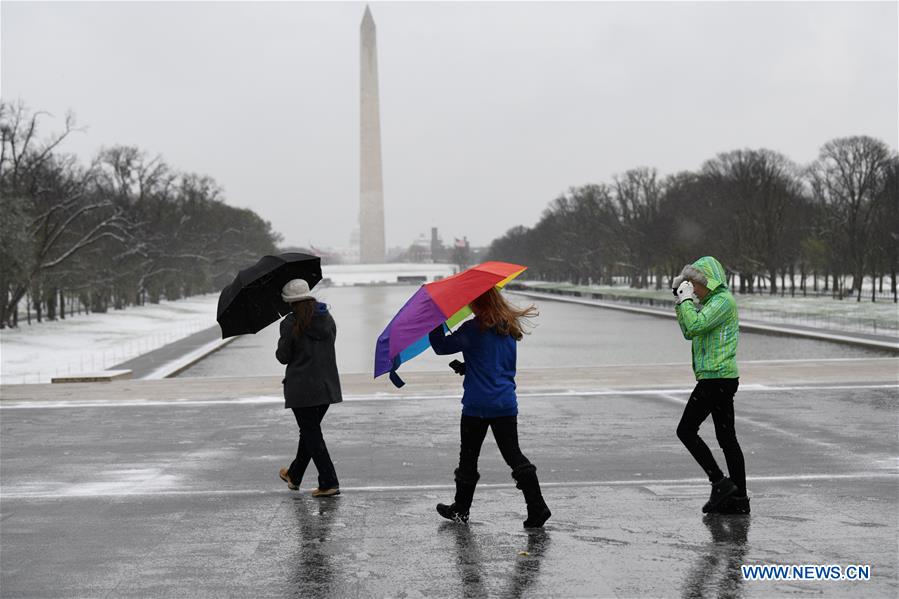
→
(389, 355, 405, 388)
(389, 370, 405, 388)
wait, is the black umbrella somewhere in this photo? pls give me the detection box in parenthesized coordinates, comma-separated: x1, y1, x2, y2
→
(217, 253, 322, 338)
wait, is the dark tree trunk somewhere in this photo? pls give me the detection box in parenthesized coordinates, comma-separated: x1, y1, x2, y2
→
(91, 291, 107, 313)
(34, 291, 42, 323)
(800, 263, 807, 297)
(790, 264, 796, 298)
(892, 265, 898, 303)
(46, 288, 57, 321)
(0, 285, 7, 329)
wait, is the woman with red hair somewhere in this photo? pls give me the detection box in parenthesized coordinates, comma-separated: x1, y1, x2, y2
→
(429, 288, 551, 528)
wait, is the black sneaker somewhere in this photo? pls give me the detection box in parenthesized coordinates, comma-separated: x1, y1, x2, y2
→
(436, 502, 469, 524)
(716, 495, 751, 515)
(702, 477, 738, 513)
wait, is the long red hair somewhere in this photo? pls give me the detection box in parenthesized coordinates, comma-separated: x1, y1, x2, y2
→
(290, 298, 316, 337)
(470, 288, 537, 340)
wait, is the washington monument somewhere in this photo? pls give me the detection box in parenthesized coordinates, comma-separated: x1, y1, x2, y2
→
(359, 5, 386, 263)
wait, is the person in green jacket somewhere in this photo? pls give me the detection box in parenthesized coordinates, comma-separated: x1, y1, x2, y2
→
(672, 256, 749, 515)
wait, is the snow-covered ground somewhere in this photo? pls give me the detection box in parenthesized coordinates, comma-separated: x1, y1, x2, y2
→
(0, 295, 219, 385)
(521, 281, 899, 336)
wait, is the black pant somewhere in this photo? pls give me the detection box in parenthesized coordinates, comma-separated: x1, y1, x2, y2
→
(457, 414, 532, 481)
(676, 379, 746, 495)
(288, 404, 339, 489)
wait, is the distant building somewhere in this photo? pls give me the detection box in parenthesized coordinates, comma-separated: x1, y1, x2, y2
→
(405, 233, 432, 262)
(430, 227, 445, 262)
(391, 230, 482, 265)
(280, 245, 342, 265)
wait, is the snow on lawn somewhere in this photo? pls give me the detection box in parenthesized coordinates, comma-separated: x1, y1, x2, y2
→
(521, 281, 899, 336)
(0, 295, 219, 385)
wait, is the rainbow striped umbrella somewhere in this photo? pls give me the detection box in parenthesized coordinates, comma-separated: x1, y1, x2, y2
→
(374, 261, 527, 387)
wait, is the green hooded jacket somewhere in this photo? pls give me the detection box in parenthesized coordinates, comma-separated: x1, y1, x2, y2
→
(675, 256, 739, 380)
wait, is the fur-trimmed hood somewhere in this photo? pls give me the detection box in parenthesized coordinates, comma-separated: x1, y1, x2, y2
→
(680, 256, 727, 292)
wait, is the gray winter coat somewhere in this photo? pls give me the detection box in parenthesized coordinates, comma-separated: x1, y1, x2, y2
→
(276, 303, 343, 409)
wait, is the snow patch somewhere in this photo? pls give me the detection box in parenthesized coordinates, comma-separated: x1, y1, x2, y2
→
(1, 294, 219, 384)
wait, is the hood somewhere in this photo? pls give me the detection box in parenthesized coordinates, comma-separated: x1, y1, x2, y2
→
(692, 256, 727, 292)
(306, 302, 331, 339)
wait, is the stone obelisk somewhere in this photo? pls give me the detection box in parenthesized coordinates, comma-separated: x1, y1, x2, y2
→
(359, 5, 386, 263)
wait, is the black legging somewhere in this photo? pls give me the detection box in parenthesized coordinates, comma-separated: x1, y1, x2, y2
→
(288, 404, 339, 489)
(676, 379, 746, 495)
(457, 414, 532, 482)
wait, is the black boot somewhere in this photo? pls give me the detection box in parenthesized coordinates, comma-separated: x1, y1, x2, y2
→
(702, 477, 738, 513)
(715, 495, 751, 515)
(512, 464, 551, 528)
(437, 469, 478, 524)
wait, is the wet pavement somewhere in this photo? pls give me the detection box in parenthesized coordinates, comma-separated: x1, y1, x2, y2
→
(1, 381, 896, 597)
(111, 325, 226, 378)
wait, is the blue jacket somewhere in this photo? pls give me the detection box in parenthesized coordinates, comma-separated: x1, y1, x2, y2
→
(429, 319, 518, 418)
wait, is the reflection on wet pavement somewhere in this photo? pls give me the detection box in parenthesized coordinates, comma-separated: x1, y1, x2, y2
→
(290, 498, 339, 596)
(682, 514, 751, 599)
(506, 529, 552, 599)
(440, 522, 551, 599)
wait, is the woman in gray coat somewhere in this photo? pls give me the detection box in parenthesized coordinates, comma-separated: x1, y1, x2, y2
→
(276, 279, 342, 497)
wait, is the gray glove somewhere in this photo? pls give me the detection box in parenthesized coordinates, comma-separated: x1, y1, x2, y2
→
(675, 280, 696, 305)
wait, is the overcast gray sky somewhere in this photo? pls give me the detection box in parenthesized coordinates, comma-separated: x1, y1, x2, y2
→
(2, 1, 897, 250)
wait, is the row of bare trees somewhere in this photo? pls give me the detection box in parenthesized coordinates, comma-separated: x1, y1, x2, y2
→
(0, 102, 282, 328)
(489, 137, 898, 301)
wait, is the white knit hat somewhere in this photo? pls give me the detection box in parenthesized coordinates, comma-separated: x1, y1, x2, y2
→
(281, 279, 312, 303)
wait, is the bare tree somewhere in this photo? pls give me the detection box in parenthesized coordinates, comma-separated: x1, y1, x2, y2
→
(871, 156, 899, 302)
(701, 149, 803, 295)
(808, 136, 894, 301)
(1, 102, 282, 327)
(614, 168, 664, 288)
(0, 103, 130, 326)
